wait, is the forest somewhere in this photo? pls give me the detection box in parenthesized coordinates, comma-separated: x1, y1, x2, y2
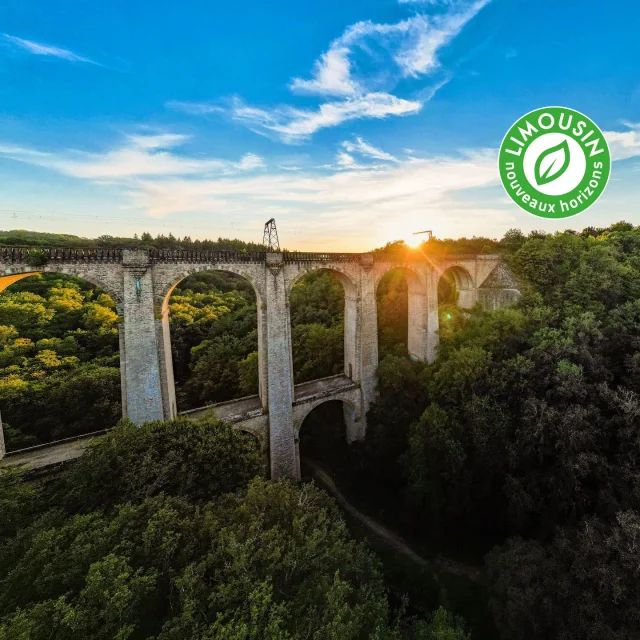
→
(0, 273, 121, 449)
(1, 222, 639, 639)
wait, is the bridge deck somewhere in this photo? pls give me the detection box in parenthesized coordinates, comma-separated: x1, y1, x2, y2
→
(181, 374, 357, 422)
(0, 375, 359, 474)
(181, 394, 263, 423)
(0, 431, 105, 475)
(293, 374, 357, 404)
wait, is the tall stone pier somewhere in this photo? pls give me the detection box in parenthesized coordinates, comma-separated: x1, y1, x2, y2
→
(0, 246, 520, 479)
(121, 250, 165, 424)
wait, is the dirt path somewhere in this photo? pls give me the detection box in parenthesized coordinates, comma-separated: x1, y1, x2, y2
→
(304, 458, 482, 583)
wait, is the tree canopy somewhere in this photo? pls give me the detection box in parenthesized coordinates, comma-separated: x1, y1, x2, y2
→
(347, 222, 640, 639)
(0, 416, 466, 639)
(3, 224, 640, 638)
(0, 273, 120, 449)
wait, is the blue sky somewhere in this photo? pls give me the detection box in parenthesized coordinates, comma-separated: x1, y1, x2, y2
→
(0, 0, 639, 250)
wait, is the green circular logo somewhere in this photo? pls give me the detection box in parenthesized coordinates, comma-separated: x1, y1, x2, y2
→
(498, 106, 611, 218)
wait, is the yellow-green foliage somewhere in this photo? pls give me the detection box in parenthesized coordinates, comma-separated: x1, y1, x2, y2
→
(0, 284, 117, 382)
(169, 289, 245, 329)
(0, 274, 121, 449)
(168, 273, 259, 409)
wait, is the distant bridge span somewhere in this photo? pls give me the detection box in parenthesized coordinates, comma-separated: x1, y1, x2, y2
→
(0, 247, 519, 479)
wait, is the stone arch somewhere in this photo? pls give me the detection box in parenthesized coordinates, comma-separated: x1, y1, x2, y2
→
(0, 265, 124, 306)
(374, 264, 426, 295)
(294, 396, 360, 435)
(375, 265, 430, 361)
(234, 424, 266, 451)
(180, 403, 268, 451)
(0, 268, 123, 451)
(0, 272, 42, 293)
(438, 265, 475, 309)
(154, 265, 266, 421)
(287, 265, 358, 300)
(295, 396, 361, 480)
(156, 263, 265, 313)
(287, 267, 359, 384)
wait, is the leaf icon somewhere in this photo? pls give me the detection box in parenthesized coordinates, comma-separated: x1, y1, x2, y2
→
(535, 139, 570, 186)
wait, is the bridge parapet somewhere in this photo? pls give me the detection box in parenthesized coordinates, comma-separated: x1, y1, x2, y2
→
(0, 246, 123, 262)
(283, 251, 362, 263)
(0, 246, 509, 266)
(149, 249, 267, 263)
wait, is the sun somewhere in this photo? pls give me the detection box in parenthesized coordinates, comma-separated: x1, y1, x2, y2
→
(406, 234, 423, 248)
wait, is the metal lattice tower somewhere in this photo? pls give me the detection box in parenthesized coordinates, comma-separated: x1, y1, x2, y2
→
(263, 218, 280, 251)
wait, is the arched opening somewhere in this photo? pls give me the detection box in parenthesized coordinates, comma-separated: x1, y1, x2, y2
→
(289, 270, 356, 384)
(438, 267, 475, 340)
(235, 426, 263, 448)
(438, 266, 474, 308)
(298, 400, 354, 474)
(376, 269, 408, 358)
(232, 426, 265, 460)
(376, 267, 428, 361)
(0, 272, 121, 451)
(165, 270, 261, 413)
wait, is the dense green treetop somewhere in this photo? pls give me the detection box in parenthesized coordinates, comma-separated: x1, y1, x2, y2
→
(0, 229, 269, 252)
(0, 416, 467, 639)
(351, 221, 640, 639)
(290, 271, 345, 383)
(0, 274, 121, 449)
(2, 222, 640, 639)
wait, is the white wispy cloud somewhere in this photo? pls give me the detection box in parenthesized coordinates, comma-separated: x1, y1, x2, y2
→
(169, 0, 491, 141)
(3, 121, 639, 245)
(0, 128, 501, 233)
(605, 122, 640, 161)
(290, 47, 359, 97)
(253, 94, 421, 140)
(335, 152, 361, 169)
(236, 152, 265, 170)
(394, 2, 491, 76)
(127, 134, 188, 149)
(123, 148, 504, 239)
(331, 149, 385, 171)
(342, 137, 399, 163)
(0, 133, 265, 180)
(2, 34, 98, 65)
(164, 101, 224, 116)
(172, 94, 422, 144)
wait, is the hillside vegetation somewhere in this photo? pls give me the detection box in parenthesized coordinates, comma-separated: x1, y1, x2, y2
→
(0, 274, 120, 449)
(347, 221, 640, 639)
(0, 229, 270, 252)
(1, 222, 640, 639)
(0, 417, 467, 639)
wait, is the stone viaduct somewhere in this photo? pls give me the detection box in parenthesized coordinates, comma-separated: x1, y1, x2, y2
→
(0, 246, 520, 479)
